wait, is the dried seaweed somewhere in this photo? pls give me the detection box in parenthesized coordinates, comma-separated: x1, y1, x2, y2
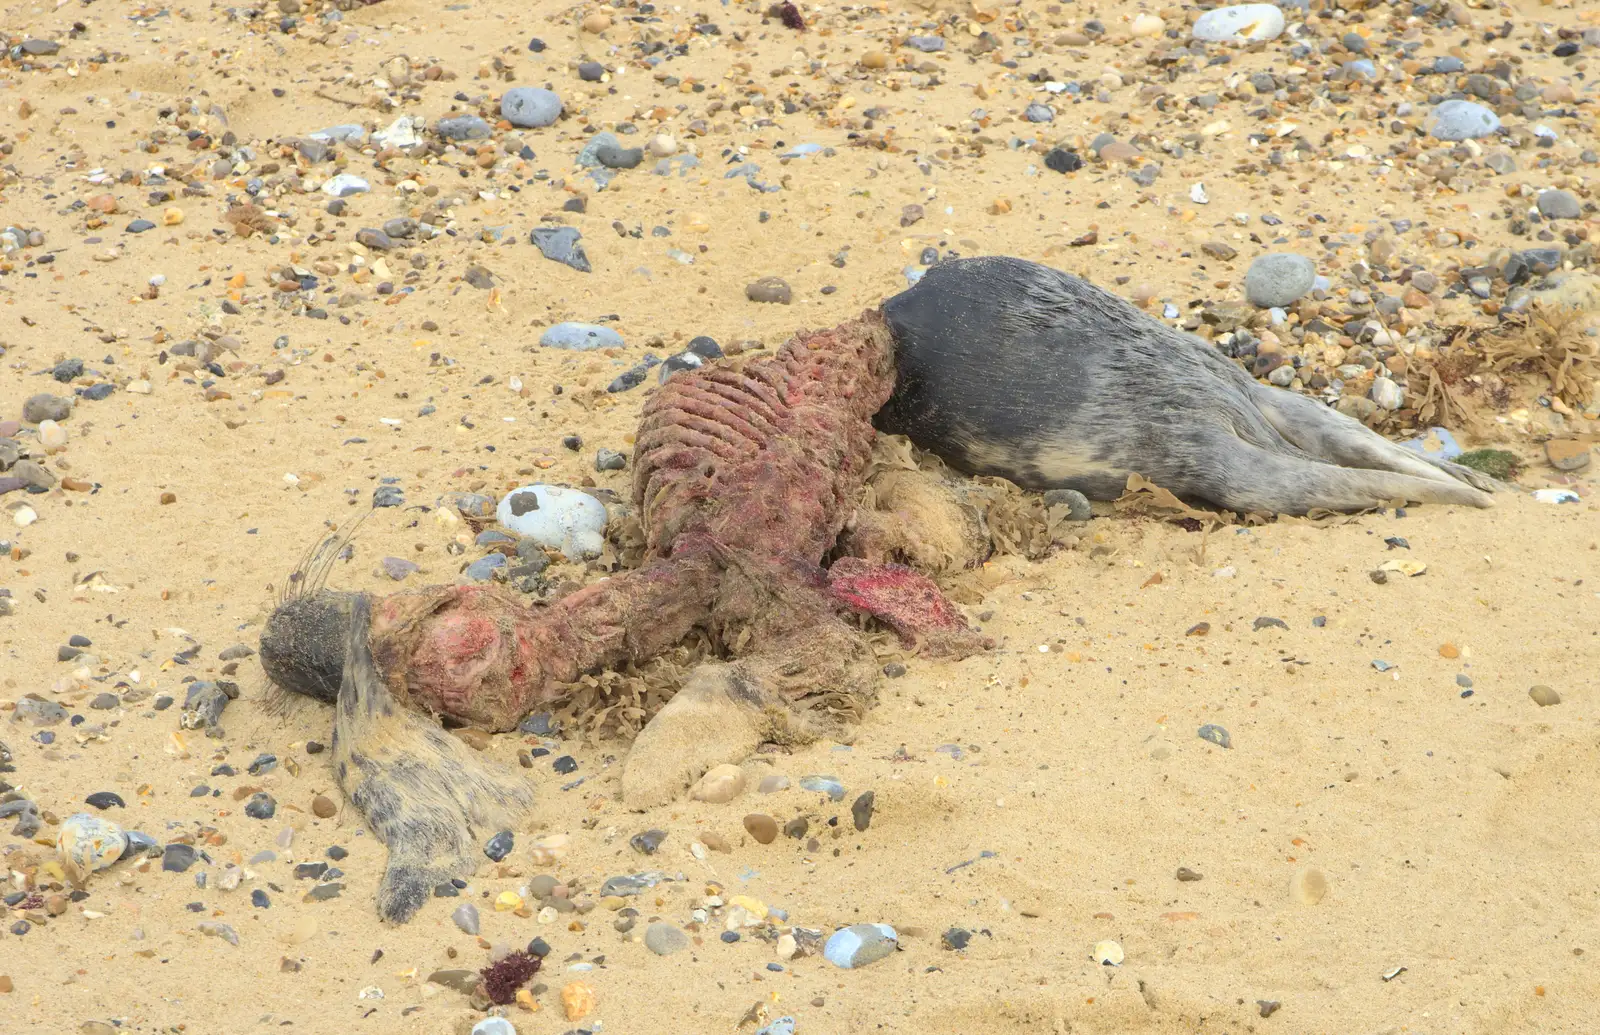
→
(1471, 303, 1598, 410)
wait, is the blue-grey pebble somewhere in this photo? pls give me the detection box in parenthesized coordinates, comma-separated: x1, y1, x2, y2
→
(540, 322, 623, 350)
(1244, 253, 1317, 308)
(1426, 100, 1500, 140)
(437, 114, 492, 141)
(501, 87, 562, 128)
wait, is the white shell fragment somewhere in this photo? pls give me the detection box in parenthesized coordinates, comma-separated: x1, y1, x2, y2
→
(1092, 939, 1125, 966)
(495, 484, 609, 560)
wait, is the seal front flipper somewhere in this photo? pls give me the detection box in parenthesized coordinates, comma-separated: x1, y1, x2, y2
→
(332, 594, 535, 923)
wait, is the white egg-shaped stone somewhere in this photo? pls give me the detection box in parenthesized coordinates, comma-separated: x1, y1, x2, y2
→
(495, 485, 608, 560)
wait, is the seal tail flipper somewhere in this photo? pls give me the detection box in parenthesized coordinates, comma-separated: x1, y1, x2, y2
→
(1195, 431, 1493, 514)
(1246, 382, 1501, 494)
(332, 594, 535, 923)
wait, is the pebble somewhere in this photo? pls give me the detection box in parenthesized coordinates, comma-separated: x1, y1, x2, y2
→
(1177, 867, 1204, 882)
(484, 830, 514, 861)
(754, 1019, 796, 1035)
(942, 927, 972, 950)
(1244, 254, 1317, 308)
(851, 791, 875, 832)
(437, 115, 492, 141)
(1197, 724, 1232, 749)
(1529, 685, 1561, 707)
(645, 921, 690, 956)
(743, 813, 779, 844)
(501, 87, 562, 129)
(630, 828, 666, 855)
(1042, 488, 1092, 521)
(453, 903, 481, 935)
(320, 173, 370, 197)
(1536, 190, 1581, 221)
(22, 394, 70, 423)
(244, 792, 277, 820)
(1191, 4, 1285, 43)
(745, 277, 792, 304)
(1544, 441, 1589, 472)
(1426, 100, 1500, 141)
(85, 791, 126, 810)
(464, 554, 506, 581)
(380, 557, 419, 580)
(1370, 377, 1405, 411)
(823, 923, 898, 968)
(540, 322, 624, 350)
(1290, 866, 1329, 905)
(198, 921, 239, 946)
(496, 484, 608, 560)
(561, 981, 596, 1022)
(472, 1020, 516, 1035)
(690, 763, 747, 803)
(530, 227, 591, 273)
(57, 813, 127, 880)
(905, 35, 944, 52)
(758, 774, 790, 793)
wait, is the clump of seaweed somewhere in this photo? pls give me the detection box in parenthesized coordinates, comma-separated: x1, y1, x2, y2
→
(1455, 449, 1523, 482)
(1473, 303, 1598, 410)
(479, 950, 543, 1005)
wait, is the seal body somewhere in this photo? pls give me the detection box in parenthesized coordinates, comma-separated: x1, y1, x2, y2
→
(878, 256, 1494, 514)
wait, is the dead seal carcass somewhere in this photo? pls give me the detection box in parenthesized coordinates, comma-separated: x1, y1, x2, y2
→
(261, 310, 991, 920)
(876, 256, 1496, 514)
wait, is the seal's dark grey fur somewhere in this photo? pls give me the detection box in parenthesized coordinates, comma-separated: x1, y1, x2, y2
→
(878, 256, 1495, 514)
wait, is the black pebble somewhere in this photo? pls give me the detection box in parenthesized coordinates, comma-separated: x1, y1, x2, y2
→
(882, 662, 907, 678)
(163, 844, 198, 873)
(69, 633, 92, 647)
(85, 791, 125, 810)
(326, 845, 349, 861)
(942, 927, 971, 950)
(528, 37, 546, 51)
(252, 889, 271, 908)
(295, 862, 329, 880)
(306, 741, 325, 755)
(720, 931, 740, 943)
(1044, 147, 1084, 174)
(247, 753, 278, 775)
(484, 830, 515, 862)
(528, 936, 552, 957)
(434, 883, 460, 897)
(189, 785, 210, 797)
(553, 755, 578, 774)
(211, 764, 237, 777)
(244, 792, 277, 820)
(153, 695, 174, 711)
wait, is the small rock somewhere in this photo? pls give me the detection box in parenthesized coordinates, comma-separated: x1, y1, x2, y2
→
(484, 830, 514, 861)
(1197, 724, 1232, 749)
(56, 813, 127, 881)
(1245, 254, 1317, 308)
(1176, 867, 1204, 882)
(800, 775, 845, 802)
(453, 903, 481, 935)
(690, 764, 746, 803)
(745, 277, 792, 304)
(743, 814, 779, 844)
(1044, 148, 1084, 174)
(436, 115, 492, 141)
(540, 322, 623, 350)
(644, 921, 689, 956)
(244, 793, 277, 820)
(1042, 488, 1092, 521)
(757, 774, 790, 793)
(629, 829, 666, 855)
(1426, 100, 1500, 141)
(1529, 685, 1561, 707)
(942, 927, 972, 950)
(198, 921, 239, 946)
(823, 923, 898, 968)
(320, 173, 370, 197)
(501, 87, 562, 129)
(1536, 190, 1582, 221)
(530, 226, 591, 273)
(1370, 377, 1405, 411)
(22, 394, 71, 423)
(496, 484, 608, 560)
(472, 1019, 516, 1035)
(1192, 4, 1285, 42)
(85, 791, 125, 810)
(851, 791, 875, 832)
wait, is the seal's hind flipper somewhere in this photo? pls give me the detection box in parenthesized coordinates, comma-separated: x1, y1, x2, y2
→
(332, 594, 535, 923)
(1194, 431, 1493, 514)
(1248, 384, 1500, 496)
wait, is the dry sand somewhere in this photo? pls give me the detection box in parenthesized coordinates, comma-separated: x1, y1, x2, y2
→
(2, 0, 1598, 1032)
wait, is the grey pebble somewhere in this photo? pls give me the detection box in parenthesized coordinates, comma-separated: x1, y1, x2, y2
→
(746, 277, 792, 304)
(577, 61, 605, 82)
(22, 393, 71, 423)
(906, 35, 944, 52)
(501, 87, 562, 129)
(595, 143, 644, 170)
(1244, 254, 1317, 308)
(1426, 100, 1500, 141)
(1042, 488, 1092, 521)
(851, 791, 875, 832)
(540, 322, 622, 350)
(1197, 724, 1232, 749)
(1023, 103, 1053, 123)
(530, 226, 592, 273)
(436, 114, 492, 141)
(381, 557, 419, 581)
(464, 554, 507, 581)
(453, 903, 481, 935)
(244, 793, 277, 820)
(484, 830, 514, 861)
(1536, 189, 1581, 220)
(645, 922, 689, 956)
(630, 828, 666, 855)
(595, 448, 627, 472)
